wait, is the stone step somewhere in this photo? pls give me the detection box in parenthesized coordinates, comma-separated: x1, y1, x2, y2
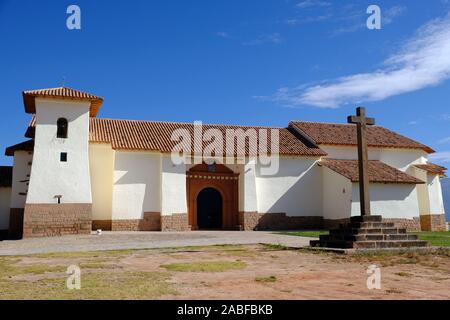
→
(330, 227, 407, 235)
(353, 240, 429, 249)
(350, 215, 383, 223)
(350, 222, 395, 229)
(324, 233, 418, 242)
(310, 240, 354, 249)
(310, 239, 428, 249)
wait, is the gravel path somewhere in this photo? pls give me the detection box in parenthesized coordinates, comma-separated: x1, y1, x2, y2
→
(0, 231, 312, 256)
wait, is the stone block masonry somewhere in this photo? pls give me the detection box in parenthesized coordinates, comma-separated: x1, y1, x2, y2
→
(239, 212, 323, 231)
(161, 213, 191, 231)
(420, 214, 447, 231)
(92, 212, 161, 231)
(23, 204, 92, 238)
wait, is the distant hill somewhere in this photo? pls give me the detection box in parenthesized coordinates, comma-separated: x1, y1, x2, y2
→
(442, 178, 450, 221)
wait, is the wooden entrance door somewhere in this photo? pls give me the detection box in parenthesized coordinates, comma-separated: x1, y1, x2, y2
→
(187, 163, 239, 230)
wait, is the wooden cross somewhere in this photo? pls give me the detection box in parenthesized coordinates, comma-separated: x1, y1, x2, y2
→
(347, 107, 375, 216)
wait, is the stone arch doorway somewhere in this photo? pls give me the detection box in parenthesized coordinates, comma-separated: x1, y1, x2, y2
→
(187, 163, 239, 230)
(197, 187, 223, 229)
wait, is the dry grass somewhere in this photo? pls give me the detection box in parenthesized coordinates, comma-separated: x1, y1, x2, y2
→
(160, 261, 246, 272)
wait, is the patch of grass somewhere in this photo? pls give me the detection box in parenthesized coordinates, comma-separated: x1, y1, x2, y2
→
(255, 275, 277, 283)
(0, 271, 175, 300)
(160, 261, 246, 272)
(411, 231, 450, 247)
(32, 249, 138, 259)
(275, 231, 328, 238)
(79, 262, 122, 270)
(261, 243, 291, 251)
(385, 288, 402, 294)
(395, 272, 412, 277)
(0, 258, 67, 278)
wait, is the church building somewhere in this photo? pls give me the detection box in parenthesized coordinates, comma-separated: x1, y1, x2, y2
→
(0, 87, 447, 239)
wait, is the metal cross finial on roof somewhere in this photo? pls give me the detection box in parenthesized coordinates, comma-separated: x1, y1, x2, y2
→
(347, 107, 375, 216)
(61, 76, 66, 87)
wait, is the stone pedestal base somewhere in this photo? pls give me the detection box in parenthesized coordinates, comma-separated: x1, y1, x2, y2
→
(23, 204, 92, 238)
(239, 212, 323, 231)
(420, 214, 446, 231)
(311, 215, 429, 249)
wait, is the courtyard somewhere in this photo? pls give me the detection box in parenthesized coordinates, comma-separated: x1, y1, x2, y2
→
(0, 235, 449, 299)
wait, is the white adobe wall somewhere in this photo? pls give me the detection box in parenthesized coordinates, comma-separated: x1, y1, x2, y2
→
(322, 166, 352, 220)
(112, 151, 161, 220)
(90, 143, 115, 221)
(320, 145, 427, 171)
(351, 183, 420, 219)
(161, 155, 187, 215)
(413, 167, 431, 215)
(27, 98, 92, 204)
(0, 187, 11, 230)
(239, 160, 257, 213)
(10, 151, 33, 209)
(255, 157, 323, 216)
(427, 174, 445, 215)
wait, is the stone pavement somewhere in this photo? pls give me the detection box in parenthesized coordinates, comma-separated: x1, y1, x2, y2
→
(0, 231, 313, 256)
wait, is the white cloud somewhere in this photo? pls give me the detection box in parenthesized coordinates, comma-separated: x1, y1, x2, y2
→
(296, 1, 331, 9)
(430, 151, 450, 163)
(243, 33, 282, 46)
(216, 31, 229, 38)
(383, 5, 406, 25)
(438, 137, 450, 144)
(268, 12, 450, 108)
(408, 120, 419, 125)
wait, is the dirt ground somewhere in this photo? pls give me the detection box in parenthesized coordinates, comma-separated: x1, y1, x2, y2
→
(0, 244, 449, 300)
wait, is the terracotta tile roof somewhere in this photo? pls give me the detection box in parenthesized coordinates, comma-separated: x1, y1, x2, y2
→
(0, 166, 13, 188)
(89, 118, 326, 156)
(5, 140, 34, 157)
(320, 159, 424, 184)
(25, 117, 326, 157)
(290, 121, 434, 153)
(23, 87, 103, 117)
(414, 163, 447, 176)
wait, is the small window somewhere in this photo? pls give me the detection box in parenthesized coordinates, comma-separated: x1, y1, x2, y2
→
(60, 152, 67, 162)
(57, 118, 68, 139)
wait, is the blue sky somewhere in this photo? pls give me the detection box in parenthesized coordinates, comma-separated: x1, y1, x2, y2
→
(1, 0, 450, 166)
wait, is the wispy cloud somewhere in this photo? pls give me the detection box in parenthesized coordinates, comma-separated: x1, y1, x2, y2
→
(296, 0, 331, 9)
(384, 5, 407, 25)
(430, 151, 450, 163)
(284, 14, 332, 26)
(243, 33, 283, 46)
(265, 12, 450, 108)
(438, 137, 450, 144)
(216, 31, 230, 38)
(332, 5, 406, 36)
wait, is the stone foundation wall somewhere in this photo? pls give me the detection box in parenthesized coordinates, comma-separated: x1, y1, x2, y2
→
(8, 208, 24, 239)
(323, 218, 350, 230)
(420, 214, 446, 231)
(92, 212, 161, 231)
(92, 220, 112, 231)
(23, 204, 92, 238)
(239, 212, 323, 231)
(161, 213, 191, 231)
(384, 217, 421, 232)
(324, 217, 421, 232)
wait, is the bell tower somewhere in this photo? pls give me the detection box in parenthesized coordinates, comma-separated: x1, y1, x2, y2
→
(22, 87, 103, 237)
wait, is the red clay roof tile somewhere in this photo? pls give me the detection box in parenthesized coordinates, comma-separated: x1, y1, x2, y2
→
(290, 121, 434, 153)
(414, 163, 447, 176)
(23, 87, 103, 117)
(320, 159, 424, 184)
